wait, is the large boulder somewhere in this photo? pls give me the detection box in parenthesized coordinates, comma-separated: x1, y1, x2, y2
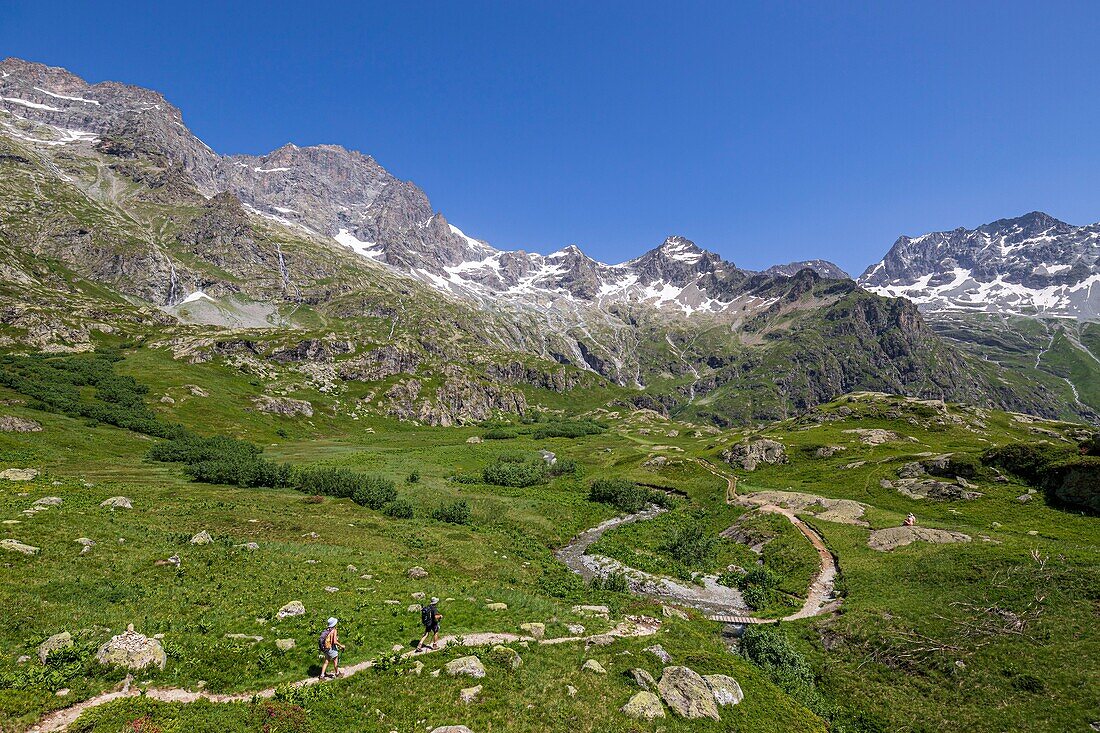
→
(189, 530, 213, 545)
(430, 727, 474, 733)
(721, 439, 787, 471)
(100, 496, 133, 509)
(275, 638, 296, 651)
(519, 622, 545, 639)
(407, 566, 429, 579)
(704, 674, 744, 706)
(276, 600, 306, 619)
(0, 539, 39, 555)
(444, 656, 486, 679)
(459, 684, 482, 704)
(96, 626, 166, 670)
(621, 691, 665, 720)
(581, 659, 606, 674)
(657, 666, 720, 720)
(32, 496, 62, 508)
(0, 468, 39, 481)
(644, 644, 672, 663)
(38, 632, 73, 664)
(628, 668, 657, 690)
(486, 602, 508, 611)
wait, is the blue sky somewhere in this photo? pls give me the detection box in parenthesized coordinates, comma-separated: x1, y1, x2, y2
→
(3, 1, 1099, 275)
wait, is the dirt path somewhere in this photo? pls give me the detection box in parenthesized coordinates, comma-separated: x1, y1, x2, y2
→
(32, 617, 661, 732)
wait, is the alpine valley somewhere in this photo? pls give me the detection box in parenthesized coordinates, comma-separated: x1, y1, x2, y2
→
(0, 58, 1098, 733)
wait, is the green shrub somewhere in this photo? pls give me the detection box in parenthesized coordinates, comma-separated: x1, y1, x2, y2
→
(384, 499, 415, 519)
(549, 457, 581, 478)
(449, 473, 482, 485)
(662, 521, 718, 567)
(407, 470, 420, 483)
(351, 475, 398, 509)
(740, 625, 815, 688)
(185, 457, 292, 488)
(432, 500, 471, 524)
(588, 478, 668, 513)
(742, 584, 770, 610)
(983, 441, 1099, 513)
(483, 428, 518, 440)
(589, 572, 629, 593)
(482, 456, 548, 487)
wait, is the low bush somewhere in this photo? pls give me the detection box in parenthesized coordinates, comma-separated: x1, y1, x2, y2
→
(432, 500, 471, 524)
(662, 521, 718, 567)
(482, 455, 548, 487)
(548, 457, 581, 478)
(740, 625, 815, 689)
(588, 478, 669, 513)
(589, 572, 629, 593)
(984, 440, 1099, 513)
(483, 428, 518, 440)
(384, 499, 415, 519)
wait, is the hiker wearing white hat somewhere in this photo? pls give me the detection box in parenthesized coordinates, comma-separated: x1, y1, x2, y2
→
(318, 616, 345, 679)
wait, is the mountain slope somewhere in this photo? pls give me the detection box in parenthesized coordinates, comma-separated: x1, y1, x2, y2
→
(859, 211, 1100, 319)
(0, 57, 1090, 424)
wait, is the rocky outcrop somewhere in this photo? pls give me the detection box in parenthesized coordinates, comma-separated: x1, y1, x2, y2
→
(100, 496, 133, 509)
(384, 367, 526, 426)
(37, 632, 73, 663)
(253, 395, 313, 417)
(0, 468, 39, 481)
(868, 526, 972, 552)
(276, 600, 306, 619)
(894, 478, 982, 501)
(0, 539, 39, 555)
(0, 416, 41, 432)
(703, 674, 744, 706)
(338, 345, 421, 381)
(722, 438, 788, 471)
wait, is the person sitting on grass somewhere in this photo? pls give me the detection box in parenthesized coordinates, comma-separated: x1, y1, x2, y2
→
(318, 617, 345, 679)
(416, 597, 442, 651)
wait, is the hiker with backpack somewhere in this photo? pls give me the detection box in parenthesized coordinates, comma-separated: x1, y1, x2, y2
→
(416, 597, 442, 651)
(318, 617, 345, 679)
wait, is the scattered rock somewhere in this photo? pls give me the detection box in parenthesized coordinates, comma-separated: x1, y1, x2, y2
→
(0, 416, 42, 432)
(581, 659, 606, 674)
(0, 538, 39, 555)
(430, 727, 474, 733)
(186, 384, 209, 397)
(519, 622, 545, 639)
(407, 566, 429, 579)
(843, 428, 901, 445)
(32, 496, 62, 508)
(621, 691, 665, 720)
(276, 601, 306, 619)
(236, 542, 260, 551)
(657, 666, 720, 720)
(486, 602, 508, 611)
(642, 455, 669, 468)
(661, 605, 688, 620)
(96, 626, 166, 671)
(628, 667, 657, 690)
(410, 660, 424, 675)
(488, 645, 522, 669)
(411, 591, 426, 600)
(566, 684, 577, 697)
(444, 656, 486, 678)
(459, 684, 483, 704)
(703, 674, 744, 706)
(275, 638, 296, 651)
(160, 394, 175, 404)
(814, 445, 845, 458)
(566, 624, 586, 635)
(55, 688, 70, 697)
(252, 395, 313, 417)
(16, 655, 30, 664)
(0, 468, 39, 481)
(894, 478, 982, 501)
(75, 537, 95, 554)
(868, 526, 972, 552)
(1017, 493, 1034, 503)
(224, 634, 263, 643)
(326, 587, 341, 594)
(721, 438, 787, 471)
(189, 530, 213, 545)
(572, 604, 609, 618)
(466, 436, 483, 444)
(38, 632, 73, 664)
(407, 604, 421, 613)
(100, 496, 132, 509)
(644, 644, 672, 664)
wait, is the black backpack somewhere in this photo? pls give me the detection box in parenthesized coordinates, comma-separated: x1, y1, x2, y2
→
(420, 604, 434, 627)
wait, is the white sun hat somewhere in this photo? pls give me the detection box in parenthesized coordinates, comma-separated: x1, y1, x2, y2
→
(327, 617, 338, 627)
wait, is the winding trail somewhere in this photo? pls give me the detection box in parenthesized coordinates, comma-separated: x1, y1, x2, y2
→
(32, 617, 661, 732)
(556, 457, 839, 625)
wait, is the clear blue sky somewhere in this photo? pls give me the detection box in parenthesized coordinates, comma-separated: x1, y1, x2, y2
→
(4, 1, 1099, 275)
